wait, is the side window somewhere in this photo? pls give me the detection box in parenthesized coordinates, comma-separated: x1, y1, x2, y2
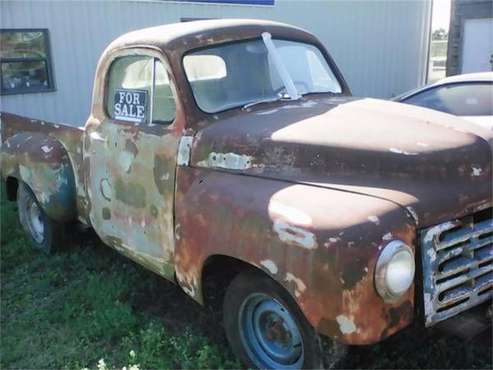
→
(106, 55, 176, 124)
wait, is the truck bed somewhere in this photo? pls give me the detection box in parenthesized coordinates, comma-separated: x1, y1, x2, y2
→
(1, 112, 85, 149)
(1, 112, 88, 223)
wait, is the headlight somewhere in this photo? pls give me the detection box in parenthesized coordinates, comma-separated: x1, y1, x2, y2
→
(375, 240, 415, 302)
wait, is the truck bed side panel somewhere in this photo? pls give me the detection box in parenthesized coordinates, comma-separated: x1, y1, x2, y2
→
(1, 112, 87, 223)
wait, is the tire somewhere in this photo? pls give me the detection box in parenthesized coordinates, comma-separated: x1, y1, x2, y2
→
(17, 183, 65, 254)
(223, 270, 326, 369)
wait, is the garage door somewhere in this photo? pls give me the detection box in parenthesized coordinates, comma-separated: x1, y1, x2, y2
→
(461, 18, 493, 73)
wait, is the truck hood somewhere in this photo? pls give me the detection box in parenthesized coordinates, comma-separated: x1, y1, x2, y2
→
(191, 97, 493, 227)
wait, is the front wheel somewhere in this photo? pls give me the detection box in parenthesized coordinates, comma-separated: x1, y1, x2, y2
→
(17, 183, 65, 254)
(223, 270, 326, 369)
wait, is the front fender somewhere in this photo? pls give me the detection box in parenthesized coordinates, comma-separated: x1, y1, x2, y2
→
(175, 168, 416, 345)
(1, 132, 76, 222)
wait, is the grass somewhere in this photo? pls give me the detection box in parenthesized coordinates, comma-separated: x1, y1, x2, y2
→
(0, 185, 491, 369)
(0, 186, 239, 369)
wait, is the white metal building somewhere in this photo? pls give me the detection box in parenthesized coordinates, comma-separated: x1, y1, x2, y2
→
(0, 0, 432, 126)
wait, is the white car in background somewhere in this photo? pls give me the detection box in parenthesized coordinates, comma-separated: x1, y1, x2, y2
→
(395, 72, 493, 130)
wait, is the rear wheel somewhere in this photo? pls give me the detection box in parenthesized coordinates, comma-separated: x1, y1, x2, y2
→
(17, 183, 65, 254)
(223, 270, 324, 369)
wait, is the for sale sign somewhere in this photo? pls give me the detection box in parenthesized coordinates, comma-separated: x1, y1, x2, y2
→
(114, 89, 148, 123)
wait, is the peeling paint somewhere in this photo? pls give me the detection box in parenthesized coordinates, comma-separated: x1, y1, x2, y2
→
(389, 148, 419, 155)
(197, 152, 254, 170)
(471, 167, 482, 176)
(426, 247, 437, 262)
(260, 259, 278, 274)
(285, 272, 306, 297)
(423, 221, 457, 244)
(273, 220, 317, 249)
(336, 315, 357, 334)
(177, 136, 193, 166)
(119, 150, 135, 173)
(382, 232, 393, 241)
(176, 269, 198, 298)
(100, 179, 112, 201)
(405, 206, 419, 225)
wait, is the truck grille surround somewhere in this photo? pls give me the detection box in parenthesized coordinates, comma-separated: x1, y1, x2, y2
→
(420, 207, 493, 326)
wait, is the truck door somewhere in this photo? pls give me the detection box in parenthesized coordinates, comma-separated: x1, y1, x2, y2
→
(85, 51, 181, 279)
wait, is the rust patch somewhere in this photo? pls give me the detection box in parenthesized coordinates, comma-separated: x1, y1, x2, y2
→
(150, 204, 159, 218)
(340, 258, 367, 290)
(102, 207, 111, 220)
(153, 154, 171, 196)
(114, 178, 146, 208)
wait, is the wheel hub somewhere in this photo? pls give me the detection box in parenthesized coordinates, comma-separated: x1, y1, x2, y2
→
(240, 293, 304, 369)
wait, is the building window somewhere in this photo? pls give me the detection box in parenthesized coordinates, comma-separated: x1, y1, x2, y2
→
(0, 29, 55, 95)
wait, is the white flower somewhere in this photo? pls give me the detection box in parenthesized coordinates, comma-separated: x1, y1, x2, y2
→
(97, 358, 107, 370)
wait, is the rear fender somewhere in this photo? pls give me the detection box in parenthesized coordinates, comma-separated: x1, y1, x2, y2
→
(1, 132, 76, 222)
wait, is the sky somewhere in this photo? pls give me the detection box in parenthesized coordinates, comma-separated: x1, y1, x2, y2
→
(432, 0, 451, 31)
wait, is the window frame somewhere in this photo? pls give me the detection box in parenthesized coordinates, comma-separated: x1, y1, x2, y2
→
(0, 28, 56, 95)
(103, 50, 177, 126)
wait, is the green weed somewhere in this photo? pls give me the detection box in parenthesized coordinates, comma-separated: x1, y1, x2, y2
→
(0, 185, 238, 369)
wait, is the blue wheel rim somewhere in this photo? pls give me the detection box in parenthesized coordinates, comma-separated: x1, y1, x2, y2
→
(239, 293, 304, 369)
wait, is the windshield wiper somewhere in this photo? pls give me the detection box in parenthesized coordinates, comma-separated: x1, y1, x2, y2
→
(242, 91, 339, 110)
(261, 32, 300, 100)
(300, 91, 339, 97)
(242, 96, 286, 110)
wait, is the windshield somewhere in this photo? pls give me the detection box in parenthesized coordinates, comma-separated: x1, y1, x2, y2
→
(183, 38, 342, 113)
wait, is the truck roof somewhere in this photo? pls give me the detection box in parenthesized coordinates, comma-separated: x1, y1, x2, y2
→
(106, 18, 317, 54)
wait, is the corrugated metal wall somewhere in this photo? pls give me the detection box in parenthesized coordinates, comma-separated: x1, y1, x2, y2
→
(0, 0, 432, 126)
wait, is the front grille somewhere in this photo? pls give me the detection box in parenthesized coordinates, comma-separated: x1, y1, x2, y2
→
(420, 207, 493, 326)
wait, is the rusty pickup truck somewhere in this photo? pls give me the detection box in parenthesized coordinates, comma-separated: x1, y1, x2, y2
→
(1, 19, 492, 369)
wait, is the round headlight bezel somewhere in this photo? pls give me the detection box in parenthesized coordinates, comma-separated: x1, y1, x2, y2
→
(374, 240, 415, 303)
